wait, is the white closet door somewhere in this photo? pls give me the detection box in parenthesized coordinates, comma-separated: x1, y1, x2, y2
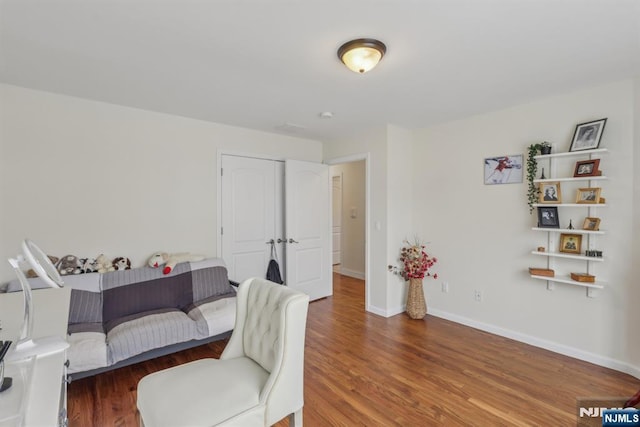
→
(285, 160, 332, 300)
(221, 155, 277, 282)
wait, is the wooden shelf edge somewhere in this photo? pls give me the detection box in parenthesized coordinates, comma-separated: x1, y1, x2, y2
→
(532, 203, 607, 208)
(530, 251, 605, 262)
(531, 227, 605, 235)
(534, 148, 609, 160)
(533, 176, 608, 183)
(529, 274, 605, 289)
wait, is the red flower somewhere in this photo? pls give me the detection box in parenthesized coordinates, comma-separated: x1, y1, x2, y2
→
(388, 239, 438, 280)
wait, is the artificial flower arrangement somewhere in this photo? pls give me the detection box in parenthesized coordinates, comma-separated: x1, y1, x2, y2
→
(388, 238, 437, 280)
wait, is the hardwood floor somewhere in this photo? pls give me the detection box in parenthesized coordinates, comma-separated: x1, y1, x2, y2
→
(68, 274, 640, 426)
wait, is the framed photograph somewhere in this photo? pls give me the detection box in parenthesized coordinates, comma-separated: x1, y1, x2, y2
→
(537, 206, 559, 228)
(559, 233, 582, 254)
(573, 159, 600, 177)
(582, 217, 601, 231)
(576, 187, 601, 204)
(484, 155, 523, 185)
(538, 182, 562, 204)
(569, 118, 607, 152)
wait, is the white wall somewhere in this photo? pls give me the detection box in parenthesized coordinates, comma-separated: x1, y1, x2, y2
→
(413, 79, 638, 375)
(329, 160, 366, 279)
(386, 125, 415, 312)
(0, 84, 322, 283)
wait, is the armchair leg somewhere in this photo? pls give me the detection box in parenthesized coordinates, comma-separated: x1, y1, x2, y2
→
(288, 409, 303, 427)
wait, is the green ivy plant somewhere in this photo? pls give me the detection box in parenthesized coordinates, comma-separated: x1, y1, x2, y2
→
(526, 142, 551, 213)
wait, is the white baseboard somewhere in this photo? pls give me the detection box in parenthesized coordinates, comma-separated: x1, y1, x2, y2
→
(365, 303, 405, 318)
(337, 267, 365, 280)
(366, 304, 389, 317)
(428, 308, 640, 379)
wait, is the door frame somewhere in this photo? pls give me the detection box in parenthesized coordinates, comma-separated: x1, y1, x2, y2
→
(325, 153, 371, 311)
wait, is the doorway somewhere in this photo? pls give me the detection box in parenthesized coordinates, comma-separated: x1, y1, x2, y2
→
(328, 155, 368, 307)
(332, 174, 342, 267)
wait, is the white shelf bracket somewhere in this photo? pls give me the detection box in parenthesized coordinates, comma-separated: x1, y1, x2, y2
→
(546, 281, 555, 291)
(586, 288, 598, 298)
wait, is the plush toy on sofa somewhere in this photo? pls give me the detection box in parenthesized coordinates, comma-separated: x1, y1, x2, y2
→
(112, 257, 131, 271)
(96, 254, 115, 273)
(56, 255, 82, 275)
(147, 252, 205, 275)
(79, 257, 99, 274)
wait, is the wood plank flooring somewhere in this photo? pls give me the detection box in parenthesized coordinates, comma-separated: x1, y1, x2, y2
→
(67, 274, 640, 426)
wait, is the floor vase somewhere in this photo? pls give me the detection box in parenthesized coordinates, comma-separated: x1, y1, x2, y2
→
(406, 278, 426, 319)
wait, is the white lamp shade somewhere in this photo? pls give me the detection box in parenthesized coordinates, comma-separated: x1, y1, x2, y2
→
(341, 47, 382, 73)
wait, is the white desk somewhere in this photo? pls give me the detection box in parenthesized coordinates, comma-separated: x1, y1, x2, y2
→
(0, 287, 71, 426)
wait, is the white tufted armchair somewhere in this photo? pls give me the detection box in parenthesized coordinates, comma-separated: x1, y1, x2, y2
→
(136, 278, 310, 426)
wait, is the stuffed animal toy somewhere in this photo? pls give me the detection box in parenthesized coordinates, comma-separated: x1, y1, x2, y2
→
(112, 257, 131, 271)
(79, 257, 99, 274)
(96, 254, 115, 273)
(27, 255, 59, 278)
(147, 252, 205, 275)
(56, 255, 82, 275)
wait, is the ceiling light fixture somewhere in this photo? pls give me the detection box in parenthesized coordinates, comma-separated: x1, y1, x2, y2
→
(337, 38, 386, 74)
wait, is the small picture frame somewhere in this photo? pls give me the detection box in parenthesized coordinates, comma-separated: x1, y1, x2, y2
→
(573, 159, 601, 177)
(569, 118, 606, 152)
(559, 233, 582, 254)
(537, 206, 559, 228)
(582, 217, 601, 231)
(576, 187, 601, 204)
(538, 182, 562, 204)
(483, 155, 523, 185)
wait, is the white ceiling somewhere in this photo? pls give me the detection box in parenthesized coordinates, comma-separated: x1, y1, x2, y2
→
(1, 0, 639, 141)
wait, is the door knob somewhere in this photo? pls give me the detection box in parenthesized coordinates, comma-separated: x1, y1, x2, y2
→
(277, 238, 286, 244)
(288, 238, 299, 244)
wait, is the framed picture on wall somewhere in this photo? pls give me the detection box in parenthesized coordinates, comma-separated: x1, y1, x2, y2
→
(484, 155, 523, 185)
(559, 233, 582, 254)
(538, 182, 562, 204)
(569, 118, 607, 151)
(537, 206, 559, 228)
(582, 217, 601, 231)
(573, 159, 601, 177)
(576, 187, 601, 204)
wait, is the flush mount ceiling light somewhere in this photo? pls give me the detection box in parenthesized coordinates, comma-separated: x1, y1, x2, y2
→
(337, 38, 386, 74)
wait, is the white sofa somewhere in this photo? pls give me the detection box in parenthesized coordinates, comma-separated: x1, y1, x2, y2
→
(4, 258, 237, 379)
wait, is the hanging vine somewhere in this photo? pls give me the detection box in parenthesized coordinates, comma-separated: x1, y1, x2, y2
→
(527, 143, 541, 214)
(526, 142, 552, 213)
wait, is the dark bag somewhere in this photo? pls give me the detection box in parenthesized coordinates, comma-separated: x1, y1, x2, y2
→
(266, 259, 283, 284)
(266, 240, 284, 284)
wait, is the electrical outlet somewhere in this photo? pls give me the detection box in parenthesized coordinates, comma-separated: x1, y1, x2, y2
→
(474, 290, 482, 302)
(441, 282, 449, 293)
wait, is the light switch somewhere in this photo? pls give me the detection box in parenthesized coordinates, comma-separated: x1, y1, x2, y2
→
(350, 207, 357, 218)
